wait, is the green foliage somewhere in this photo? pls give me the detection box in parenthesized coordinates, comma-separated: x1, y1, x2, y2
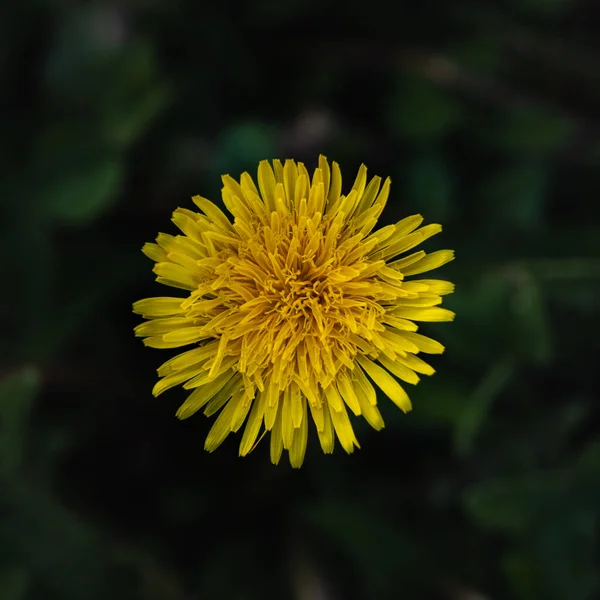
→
(0, 565, 28, 600)
(389, 77, 462, 142)
(41, 156, 124, 224)
(2, 0, 599, 599)
(488, 108, 574, 156)
(454, 357, 516, 456)
(302, 500, 419, 594)
(0, 368, 39, 477)
(465, 461, 600, 600)
(480, 162, 549, 229)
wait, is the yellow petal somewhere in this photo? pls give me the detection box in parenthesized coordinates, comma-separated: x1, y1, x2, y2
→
(325, 161, 342, 210)
(402, 250, 455, 276)
(381, 329, 420, 354)
(157, 341, 219, 377)
(133, 297, 184, 318)
(171, 209, 202, 241)
(354, 176, 382, 215)
(374, 215, 423, 251)
(291, 383, 303, 428)
(397, 353, 436, 375)
(323, 383, 344, 412)
(310, 400, 334, 454)
(203, 374, 243, 416)
(176, 370, 236, 419)
(143, 336, 195, 349)
(328, 401, 360, 454)
(207, 333, 229, 380)
(354, 391, 385, 431)
(264, 391, 280, 431)
(283, 159, 298, 205)
(411, 279, 455, 295)
(392, 307, 456, 322)
(221, 188, 252, 222)
(153, 262, 198, 290)
(401, 332, 445, 354)
(357, 356, 412, 413)
(382, 315, 419, 332)
(272, 159, 284, 184)
(377, 355, 420, 385)
(348, 164, 368, 214)
(142, 242, 167, 262)
(352, 365, 377, 406)
(204, 389, 244, 452)
(240, 171, 260, 196)
(336, 371, 362, 416)
(318, 155, 330, 198)
(239, 390, 267, 456)
(282, 387, 295, 448)
(134, 317, 195, 338)
(388, 250, 426, 271)
(270, 402, 284, 465)
(394, 294, 442, 308)
(257, 160, 277, 212)
(162, 327, 209, 346)
(231, 394, 253, 432)
(376, 224, 442, 261)
(152, 363, 206, 397)
(289, 396, 308, 468)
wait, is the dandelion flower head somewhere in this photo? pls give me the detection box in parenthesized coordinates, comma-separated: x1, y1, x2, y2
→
(133, 156, 455, 467)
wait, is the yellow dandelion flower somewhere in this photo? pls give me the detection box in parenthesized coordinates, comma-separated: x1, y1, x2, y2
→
(133, 156, 455, 467)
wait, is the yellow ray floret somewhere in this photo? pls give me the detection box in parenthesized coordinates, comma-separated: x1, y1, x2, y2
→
(133, 156, 455, 467)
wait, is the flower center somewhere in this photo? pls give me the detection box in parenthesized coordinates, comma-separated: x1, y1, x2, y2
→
(211, 214, 368, 395)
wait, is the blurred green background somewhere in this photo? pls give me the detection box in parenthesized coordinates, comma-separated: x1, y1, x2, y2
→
(1, 1, 599, 599)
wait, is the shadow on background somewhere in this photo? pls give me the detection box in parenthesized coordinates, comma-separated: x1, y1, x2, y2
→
(1, 1, 599, 599)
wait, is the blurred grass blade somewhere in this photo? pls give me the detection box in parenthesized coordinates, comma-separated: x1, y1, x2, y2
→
(0, 367, 40, 476)
(454, 357, 515, 456)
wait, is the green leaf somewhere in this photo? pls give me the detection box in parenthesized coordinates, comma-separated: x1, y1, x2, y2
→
(0, 566, 28, 600)
(536, 402, 589, 459)
(531, 518, 599, 600)
(510, 272, 553, 365)
(389, 77, 462, 142)
(42, 157, 123, 224)
(0, 482, 128, 600)
(454, 357, 516, 456)
(503, 517, 599, 600)
(441, 272, 514, 364)
(96, 39, 169, 148)
(0, 367, 40, 476)
(464, 473, 567, 534)
(573, 440, 600, 504)
(302, 501, 421, 594)
(103, 85, 171, 149)
(502, 552, 538, 600)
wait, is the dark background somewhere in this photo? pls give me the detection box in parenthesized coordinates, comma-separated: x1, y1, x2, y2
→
(1, 1, 599, 599)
